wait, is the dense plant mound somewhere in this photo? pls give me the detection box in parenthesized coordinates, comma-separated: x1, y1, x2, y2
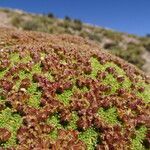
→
(0, 28, 150, 149)
(0, 8, 148, 71)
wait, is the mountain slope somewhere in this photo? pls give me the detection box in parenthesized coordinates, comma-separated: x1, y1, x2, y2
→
(0, 27, 149, 149)
(0, 8, 150, 75)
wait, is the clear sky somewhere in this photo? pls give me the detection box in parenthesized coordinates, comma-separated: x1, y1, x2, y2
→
(0, 0, 150, 36)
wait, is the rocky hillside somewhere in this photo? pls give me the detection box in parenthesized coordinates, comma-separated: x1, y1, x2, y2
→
(0, 8, 150, 75)
(0, 27, 149, 149)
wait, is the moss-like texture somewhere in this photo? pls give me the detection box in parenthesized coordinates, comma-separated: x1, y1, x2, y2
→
(47, 114, 62, 140)
(0, 28, 149, 149)
(57, 89, 73, 106)
(98, 107, 120, 125)
(136, 80, 150, 103)
(66, 111, 79, 130)
(0, 108, 22, 148)
(131, 126, 147, 150)
(90, 57, 102, 78)
(90, 57, 132, 93)
(79, 128, 98, 150)
(27, 83, 41, 108)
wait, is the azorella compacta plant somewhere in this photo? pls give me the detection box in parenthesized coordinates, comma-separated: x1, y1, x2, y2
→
(0, 27, 149, 150)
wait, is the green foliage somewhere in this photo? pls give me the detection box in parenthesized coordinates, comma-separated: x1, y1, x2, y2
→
(44, 72, 54, 81)
(90, 57, 149, 102)
(18, 70, 28, 80)
(0, 108, 22, 148)
(27, 82, 41, 108)
(21, 55, 32, 63)
(136, 80, 150, 103)
(102, 62, 131, 90)
(10, 53, 20, 63)
(0, 90, 5, 104)
(27, 92, 41, 108)
(90, 57, 131, 94)
(0, 68, 8, 79)
(102, 74, 120, 94)
(131, 126, 147, 150)
(79, 128, 98, 150)
(49, 129, 58, 141)
(98, 107, 120, 125)
(32, 63, 42, 74)
(10, 52, 32, 65)
(90, 57, 102, 78)
(57, 89, 73, 106)
(47, 114, 62, 140)
(47, 114, 62, 129)
(27, 83, 38, 93)
(66, 111, 79, 130)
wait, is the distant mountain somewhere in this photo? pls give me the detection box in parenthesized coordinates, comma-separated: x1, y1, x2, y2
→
(0, 8, 150, 74)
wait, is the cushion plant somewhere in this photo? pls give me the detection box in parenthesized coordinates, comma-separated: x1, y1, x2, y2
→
(0, 27, 149, 149)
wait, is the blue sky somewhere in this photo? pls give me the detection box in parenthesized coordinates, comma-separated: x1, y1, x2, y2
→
(0, 0, 150, 36)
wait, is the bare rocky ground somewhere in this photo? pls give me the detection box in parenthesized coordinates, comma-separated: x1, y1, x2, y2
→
(0, 12, 14, 28)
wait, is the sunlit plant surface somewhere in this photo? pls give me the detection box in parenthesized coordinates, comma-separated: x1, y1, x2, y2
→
(0, 28, 149, 149)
